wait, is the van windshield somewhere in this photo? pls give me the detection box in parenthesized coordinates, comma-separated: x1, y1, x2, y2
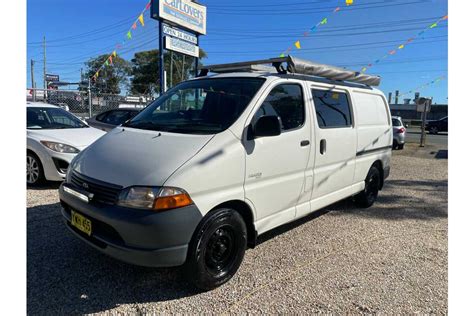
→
(123, 78, 265, 134)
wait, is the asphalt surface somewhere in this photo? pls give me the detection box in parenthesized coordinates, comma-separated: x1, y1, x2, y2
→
(27, 147, 448, 314)
(405, 127, 448, 146)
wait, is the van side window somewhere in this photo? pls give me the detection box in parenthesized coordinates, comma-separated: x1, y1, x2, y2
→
(311, 89, 352, 128)
(255, 84, 305, 131)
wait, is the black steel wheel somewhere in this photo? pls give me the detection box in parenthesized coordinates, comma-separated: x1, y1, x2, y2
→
(355, 165, 380, 208)
(186, 208, 247, 291)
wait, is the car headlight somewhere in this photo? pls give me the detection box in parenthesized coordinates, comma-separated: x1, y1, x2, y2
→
(40, 141, 80, 153)
(117, 186, 193, 211)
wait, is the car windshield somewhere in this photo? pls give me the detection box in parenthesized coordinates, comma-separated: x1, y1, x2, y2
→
(27, 107, 87, 129)
(123, 78, 266, 134)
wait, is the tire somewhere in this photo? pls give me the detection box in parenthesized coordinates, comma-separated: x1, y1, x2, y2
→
(392, 140, 398, 150)
(185, 208, 247, 291)
(355, 165, 380, 208)
(27, 151, 45, 186)
(429, 126, 438, 134)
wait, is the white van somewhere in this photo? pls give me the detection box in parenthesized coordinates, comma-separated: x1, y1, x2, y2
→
(59, 57, 392, 290)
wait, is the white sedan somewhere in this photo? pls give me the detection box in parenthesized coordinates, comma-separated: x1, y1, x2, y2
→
(27, 102, 106, 185)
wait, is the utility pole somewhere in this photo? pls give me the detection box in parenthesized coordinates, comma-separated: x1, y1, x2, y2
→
(43, 36, 46, 90)
(80, 68, 83, 82)
(88, 78, 92, 118)
(30, 59, 36, 102)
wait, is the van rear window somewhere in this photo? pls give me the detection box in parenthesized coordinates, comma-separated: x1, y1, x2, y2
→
(311, 90, 352, 128)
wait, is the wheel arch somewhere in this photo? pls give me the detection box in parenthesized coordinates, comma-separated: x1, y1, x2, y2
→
(209, 200, 257, 248)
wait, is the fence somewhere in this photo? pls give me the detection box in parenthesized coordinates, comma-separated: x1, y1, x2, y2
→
(27, 88, 155, 119)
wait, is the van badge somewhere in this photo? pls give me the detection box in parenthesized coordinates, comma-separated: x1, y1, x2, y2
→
(249, 172, 262, 179)
(82, 182, 89, 190)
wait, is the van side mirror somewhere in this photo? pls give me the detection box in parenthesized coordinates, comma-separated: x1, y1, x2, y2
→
(253, 115, 281, 138)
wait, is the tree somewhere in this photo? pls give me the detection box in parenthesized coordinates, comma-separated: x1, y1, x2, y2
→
(130, 48, 207, 95)
(83, 54, 131, 94)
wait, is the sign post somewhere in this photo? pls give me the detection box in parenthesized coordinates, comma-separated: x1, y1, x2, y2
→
(151, 0, 207, 95)
(416, 97, 432, 147)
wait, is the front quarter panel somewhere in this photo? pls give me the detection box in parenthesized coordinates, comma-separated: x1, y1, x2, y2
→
(164, 130, 247, 217)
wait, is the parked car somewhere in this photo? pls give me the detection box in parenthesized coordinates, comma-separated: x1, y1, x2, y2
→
(58, 57, 392, 290)
(425, 116, 448, 134)
(392, 116, 406, 150)
(87, 108, 141, 132)
(27, 102, 106, 185)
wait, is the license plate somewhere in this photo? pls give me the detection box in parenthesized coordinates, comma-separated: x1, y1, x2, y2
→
(71, 210, 92, 236)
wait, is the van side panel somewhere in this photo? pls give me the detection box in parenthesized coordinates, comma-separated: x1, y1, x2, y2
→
(352, 91, 392, 184)
(164, 130, 249, 218)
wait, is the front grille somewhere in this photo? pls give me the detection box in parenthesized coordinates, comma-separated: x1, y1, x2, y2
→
(70, 171, 122, 205)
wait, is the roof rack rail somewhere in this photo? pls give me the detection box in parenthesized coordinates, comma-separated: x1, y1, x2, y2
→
(199, 55, 381, 87)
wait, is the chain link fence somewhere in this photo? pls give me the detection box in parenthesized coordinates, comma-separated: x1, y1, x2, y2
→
(27, 88, 155, 119)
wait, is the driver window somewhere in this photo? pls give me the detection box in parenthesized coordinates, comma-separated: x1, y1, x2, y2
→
(254, 84, 305, 131)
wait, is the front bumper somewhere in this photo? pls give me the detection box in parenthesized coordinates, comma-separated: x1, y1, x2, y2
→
(59, 183, 202, 267)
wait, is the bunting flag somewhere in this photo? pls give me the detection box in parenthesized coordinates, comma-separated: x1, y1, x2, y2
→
(90, 1, 151, 80)
(280, 1, 350, 56)
(398, 75, 446, 98)
(360, 14, 448, 73)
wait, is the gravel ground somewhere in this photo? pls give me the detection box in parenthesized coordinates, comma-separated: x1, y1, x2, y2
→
(27, 147, 448, 315)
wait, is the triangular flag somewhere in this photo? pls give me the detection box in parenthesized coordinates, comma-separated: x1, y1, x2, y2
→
(418, 30, 425, 36)
(105, 60, 109, 66)
(116, 44, 122, 49)
(127, 31, 132, 39)
(108, 56, 113, 64)
(406, 37, 414, 43)
(346, 0, 353, 6)
(303, 31, 309, 37)
(295, 41, 301, 49)
(310, 26, 317, 32)
(334, 7, 341, 13)
(442, 15, 448, 20)
(368, 63, 372, 67)
(145, 1, 151, 10)
(389, 50, 396, 55)
(361, 67, 367, 73)
(139, 14, 145, 27)
(320, 18, 328, 25)
(279, 53, 285, 58)
(132, 22, 137, 30)
(398, 44, 405, 49)
(430, 23, 438, 28)
(112, 50, 117, 57)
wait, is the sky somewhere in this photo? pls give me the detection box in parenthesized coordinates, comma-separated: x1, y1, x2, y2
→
(27, 0, 448, 103)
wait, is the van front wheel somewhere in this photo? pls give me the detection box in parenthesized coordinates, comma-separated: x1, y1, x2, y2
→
(355, 166, 380, 208)
(185, 208, 247, 291)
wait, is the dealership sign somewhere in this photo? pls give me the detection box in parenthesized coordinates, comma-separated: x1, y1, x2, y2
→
(45, 74, 59, 82)
(163, 23, 197, 44)
(152, 0, 207, 35)
(165, 36, 199, 57)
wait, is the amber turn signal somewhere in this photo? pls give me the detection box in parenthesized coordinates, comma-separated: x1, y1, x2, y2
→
(153, 193, 193, 210)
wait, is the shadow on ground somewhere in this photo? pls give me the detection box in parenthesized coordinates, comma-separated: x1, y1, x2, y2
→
(27, 178, 447, 314)
(27, 202, 200, 315)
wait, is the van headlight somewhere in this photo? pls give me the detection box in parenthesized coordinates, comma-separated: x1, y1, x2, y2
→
(40, 141, 79, 153)
(117, 186, 193, 211)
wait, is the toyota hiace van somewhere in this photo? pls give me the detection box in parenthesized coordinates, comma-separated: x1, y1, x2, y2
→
(59, 57, 392, 290)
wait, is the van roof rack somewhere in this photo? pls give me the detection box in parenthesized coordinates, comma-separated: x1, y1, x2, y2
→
(199, 56, 381, 87)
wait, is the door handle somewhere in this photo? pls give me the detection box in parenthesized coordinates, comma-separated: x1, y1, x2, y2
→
(320, 139, 327, 155)
(300, 140, 310, 147)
